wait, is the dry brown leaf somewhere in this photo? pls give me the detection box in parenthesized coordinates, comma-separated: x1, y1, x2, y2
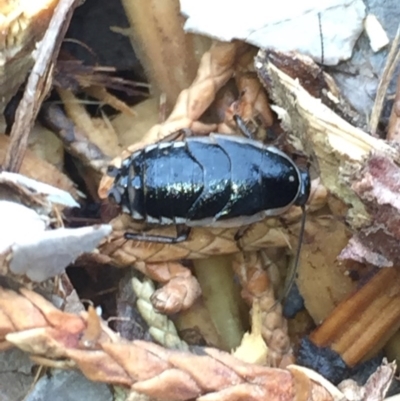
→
(0, 134, 77, 198)
(296, 217, 356, 323)
(28, 123, 64, 170)
(0, 0, 60, 113)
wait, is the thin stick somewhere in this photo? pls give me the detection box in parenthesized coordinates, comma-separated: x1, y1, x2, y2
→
(4, 0, 79, 172)
(369, 25, 400, 134)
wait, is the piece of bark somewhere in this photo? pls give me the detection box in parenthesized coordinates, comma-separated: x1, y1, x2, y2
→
(349, 154, 400, 265)
(255, 49, 400, 265)
(4, 0, 81, 173)
(261, 50, 365, 129)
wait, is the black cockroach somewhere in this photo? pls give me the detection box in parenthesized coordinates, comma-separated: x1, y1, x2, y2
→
(108, 121, 310, 241)
(108, 117, 310, 302)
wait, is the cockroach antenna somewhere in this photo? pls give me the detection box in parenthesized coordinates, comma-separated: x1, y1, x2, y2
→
(318, 12, 324, 65)
(267, 202, 307, 313)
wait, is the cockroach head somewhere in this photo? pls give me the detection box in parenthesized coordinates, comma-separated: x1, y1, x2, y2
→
(106, 160, 129, 207)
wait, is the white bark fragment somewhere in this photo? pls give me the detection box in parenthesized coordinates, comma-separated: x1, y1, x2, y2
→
(0, 201, 111, 281)
(180, 0, 366, 65)
(364, 14, 390, 52)
(10, 225, 112, 282)
(0, 171, 79, 207)
(0, 201, 48, 253)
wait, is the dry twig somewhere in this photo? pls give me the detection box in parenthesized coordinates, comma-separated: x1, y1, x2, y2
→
(387, 73, 400, 141)
(369, 26, 400, 135)
(85, 85, 137, 116)
(40, 103, 112, 175)
(310, 266, 400, 368)
(4, 0, 81, 173)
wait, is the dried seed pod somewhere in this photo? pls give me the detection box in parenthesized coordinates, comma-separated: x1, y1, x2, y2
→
(0, 286, 345, 400)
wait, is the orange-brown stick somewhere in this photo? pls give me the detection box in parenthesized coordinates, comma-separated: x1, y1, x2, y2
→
(310, 267, 400, 366)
